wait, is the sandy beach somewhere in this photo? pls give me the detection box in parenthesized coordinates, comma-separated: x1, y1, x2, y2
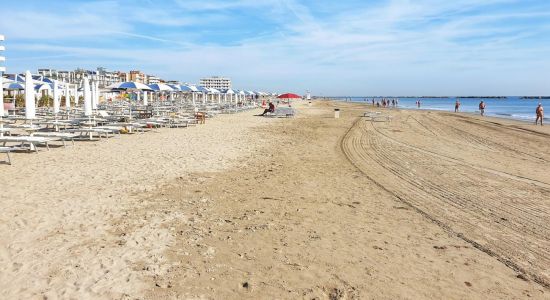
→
(1, 101, 549, 299)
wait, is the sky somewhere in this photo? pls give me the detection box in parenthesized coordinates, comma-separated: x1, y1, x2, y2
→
(1, 0, 550, 96)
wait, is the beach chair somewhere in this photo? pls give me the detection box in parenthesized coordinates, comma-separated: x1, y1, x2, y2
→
(364, 112, 391, 122)
(0, 136, 54, 152)
(32, 132, 78, 147)
(0, 146, 18, 165)
(267, 107, 296, 118)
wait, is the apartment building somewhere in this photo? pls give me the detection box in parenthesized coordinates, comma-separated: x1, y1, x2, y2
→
(147, 75, 161, 85)
(199, 76, 231, 90)
(129, 70, 146, 84)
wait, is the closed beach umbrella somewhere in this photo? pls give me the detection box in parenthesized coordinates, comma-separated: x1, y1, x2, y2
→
(94, 81, 99, 109)
(65, 83, 71, 110)
(83, 77, 92, 116)
(0, 74, 3, 117)
(143, 90, 148, 106)
(90, 81, 96, 109)
(73, 84, 79, 106)
(24, 70, 36, 119)
(53, 80, 60, 114)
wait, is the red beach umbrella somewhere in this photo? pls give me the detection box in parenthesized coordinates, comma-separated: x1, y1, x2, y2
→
(277, 93, 302, 106)
(277, 93, 301, 99)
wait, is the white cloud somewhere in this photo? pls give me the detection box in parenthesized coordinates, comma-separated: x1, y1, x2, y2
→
(2, 0, 550, 95)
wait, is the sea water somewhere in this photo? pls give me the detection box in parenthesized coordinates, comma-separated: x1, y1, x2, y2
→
(333, 97, 548, 122)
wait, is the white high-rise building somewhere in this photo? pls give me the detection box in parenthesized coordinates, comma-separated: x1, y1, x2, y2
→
(199, 76, 231, 90)
(0, 34, 5, 73)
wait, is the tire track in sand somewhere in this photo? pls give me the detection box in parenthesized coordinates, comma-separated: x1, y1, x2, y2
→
(341, 116, 550, 289)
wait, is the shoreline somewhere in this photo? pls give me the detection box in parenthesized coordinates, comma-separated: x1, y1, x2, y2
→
(321, 98, 549, 124)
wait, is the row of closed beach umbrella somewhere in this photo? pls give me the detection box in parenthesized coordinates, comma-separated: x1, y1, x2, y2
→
(2, 71, 272, 120)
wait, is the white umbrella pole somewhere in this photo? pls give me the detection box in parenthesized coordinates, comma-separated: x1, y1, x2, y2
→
(0, 73, 3, 136)
(93, 82, 99, 109)
(74, 85, 79, 106)
(0, 73, 4, 117)
(65, 84, 71, 111)
(24, 70, 36, 119)
(53, 80, 60, 115)
(143, 91, 148, 106)
(83, 77, 92, 116)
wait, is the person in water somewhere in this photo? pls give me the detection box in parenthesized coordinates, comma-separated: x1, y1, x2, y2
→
(479, 101, 486, 116)
(535, 103, 544, 126)
(455, 99, 461, 112)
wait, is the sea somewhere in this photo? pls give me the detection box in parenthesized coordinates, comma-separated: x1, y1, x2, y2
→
(331, 97, 548, 122)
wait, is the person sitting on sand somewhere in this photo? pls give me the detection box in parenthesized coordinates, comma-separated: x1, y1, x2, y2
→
(455, 99, 461, 112)
(259, 102, 275, 116)
(535, 103, 544, 126)
(479, 101, 486, 116)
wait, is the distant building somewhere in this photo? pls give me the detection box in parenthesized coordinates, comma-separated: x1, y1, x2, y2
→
(116, 71, 128, 83)
(96, 67, 120, 87)
(165, 80, 181, 86)
(0, 34, 5, 73)
(129, 70, 146, 84)
(147, 75, 161, 85)
(200, 76, 231, 90)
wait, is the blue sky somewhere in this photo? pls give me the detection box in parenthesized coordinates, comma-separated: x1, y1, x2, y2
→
(1, 0, 550, 95)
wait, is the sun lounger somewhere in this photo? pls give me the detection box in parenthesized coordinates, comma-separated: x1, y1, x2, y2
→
(0, 136, 54, 152)
(62, 128, 117, 140)
(363, 112, 391, 122)
(0, 146, 21, 164)
(267, 107, 296, 118)
(32, 132, 78, 147)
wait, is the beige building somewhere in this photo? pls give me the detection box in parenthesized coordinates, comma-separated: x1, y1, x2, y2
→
(199, 76, 231, 90)
(129, 70, 146, 84)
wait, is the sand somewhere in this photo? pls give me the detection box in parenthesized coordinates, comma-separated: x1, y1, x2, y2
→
(0, 101, 549, 299)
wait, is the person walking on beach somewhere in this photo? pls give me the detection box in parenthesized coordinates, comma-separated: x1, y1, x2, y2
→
(455, 99, 461, 112)
(535, 103, 544, 125)
(479, 101, 486, 116)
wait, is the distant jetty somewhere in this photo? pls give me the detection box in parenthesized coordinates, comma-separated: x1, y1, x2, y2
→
(457, 96, 507, 99)
(520, 96, 550, 99)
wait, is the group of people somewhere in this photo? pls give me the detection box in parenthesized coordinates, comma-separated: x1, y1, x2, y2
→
(370, 98, 399, 108)
(453, 99, 543, 126)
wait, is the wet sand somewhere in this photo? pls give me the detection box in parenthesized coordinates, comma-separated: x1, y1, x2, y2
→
(1, 101, 549, 299)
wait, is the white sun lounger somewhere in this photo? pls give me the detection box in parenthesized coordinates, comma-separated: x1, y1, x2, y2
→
(0, 146, 21, 164)
(62, 128, 117, 140)
(0, 136, 54, 152)
(32, 132, 78, 147)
